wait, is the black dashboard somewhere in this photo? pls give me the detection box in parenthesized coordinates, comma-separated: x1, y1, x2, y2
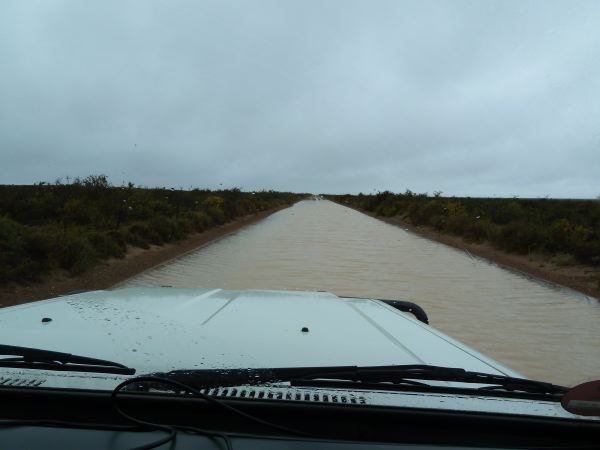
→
(1, 385, 598, 449)
(0, 427, 531, 450)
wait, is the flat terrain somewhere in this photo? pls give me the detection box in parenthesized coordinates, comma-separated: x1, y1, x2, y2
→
(0, 208, 285, 308)
(2, 201, 598, 310)
(365, 210, 600, 300)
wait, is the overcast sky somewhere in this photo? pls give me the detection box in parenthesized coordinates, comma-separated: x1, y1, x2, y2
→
(1, 1, 599, 197)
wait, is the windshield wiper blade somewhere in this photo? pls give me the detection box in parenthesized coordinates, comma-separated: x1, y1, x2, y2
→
(142, 364, 566, 396)
(0, 344, 136, 375)
(140, 366, 357, 390)
(294, 365, 568, 396)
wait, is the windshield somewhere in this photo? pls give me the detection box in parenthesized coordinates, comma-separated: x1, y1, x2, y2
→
(1, 0, 599, 421)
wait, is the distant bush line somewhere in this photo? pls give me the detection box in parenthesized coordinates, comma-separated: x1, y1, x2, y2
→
(327, 191, 600, 267)
(0, 175, 304, 285)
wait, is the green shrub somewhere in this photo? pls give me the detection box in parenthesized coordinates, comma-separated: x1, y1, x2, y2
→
(192, 211, 213, 231)
(496, 222, 543, 254)
(149, 216, 180, 241)
(62, 198, 100, 225)
(412, 200, 445, 226)
(205, 207, 226, 225)
(0, 180, 304, 285)
(327, 192, 600, 267)
(176, 217, 193, 236)
(126, 223, 160, 247)
(428, 214, 446, 230)
(446, 213, 471, 235)
(0, 216, 26, 283)
(463, 219, 490, 243)
(199, 196, 226, 225)
(56, 231, 98, 275)
(0, 216, 25, 256)
(125, 232, 150, 249)
(88, 230, 126, 259)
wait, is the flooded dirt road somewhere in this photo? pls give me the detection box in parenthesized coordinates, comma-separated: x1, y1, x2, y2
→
(122, 200, 600, 386)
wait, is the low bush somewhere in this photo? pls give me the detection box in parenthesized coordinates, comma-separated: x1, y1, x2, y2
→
(192, 211, 213, 232)
(0, 178, 303, 285)
(149, 216, 180, 242)
(88, 230, 126, 259)
(126, 222, 162, 247)
(327, 192, 600, 266)
(56, 231, 98, 275)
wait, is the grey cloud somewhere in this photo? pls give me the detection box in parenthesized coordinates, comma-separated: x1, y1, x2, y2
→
(1, 0, 599, 197)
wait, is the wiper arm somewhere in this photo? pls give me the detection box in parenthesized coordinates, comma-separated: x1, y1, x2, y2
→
(295, 365, 568, 396)
(0, 344, 136, 375)
(143, 364, 566, 396)
(142, 366, 357, 389)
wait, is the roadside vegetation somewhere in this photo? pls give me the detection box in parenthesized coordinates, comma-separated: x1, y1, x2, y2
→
(328, 191, 600, 268)
(0, 175, 303, 285)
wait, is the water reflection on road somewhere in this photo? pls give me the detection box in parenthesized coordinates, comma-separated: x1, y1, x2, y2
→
(122, 200, 600, 386)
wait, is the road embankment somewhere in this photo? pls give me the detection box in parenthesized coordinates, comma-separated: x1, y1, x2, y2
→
(0, 207, 288, 308)
(344, 205, 600, 300)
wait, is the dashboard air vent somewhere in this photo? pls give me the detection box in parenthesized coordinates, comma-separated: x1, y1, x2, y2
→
(200, 386, 367, 404)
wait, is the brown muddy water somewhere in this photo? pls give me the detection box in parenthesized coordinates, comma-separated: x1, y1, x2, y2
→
(121, 200, 600, 386)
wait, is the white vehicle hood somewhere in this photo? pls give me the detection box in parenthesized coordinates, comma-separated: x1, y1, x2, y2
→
(0, 287, 516, 376)
(1, 288, 592, 422)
